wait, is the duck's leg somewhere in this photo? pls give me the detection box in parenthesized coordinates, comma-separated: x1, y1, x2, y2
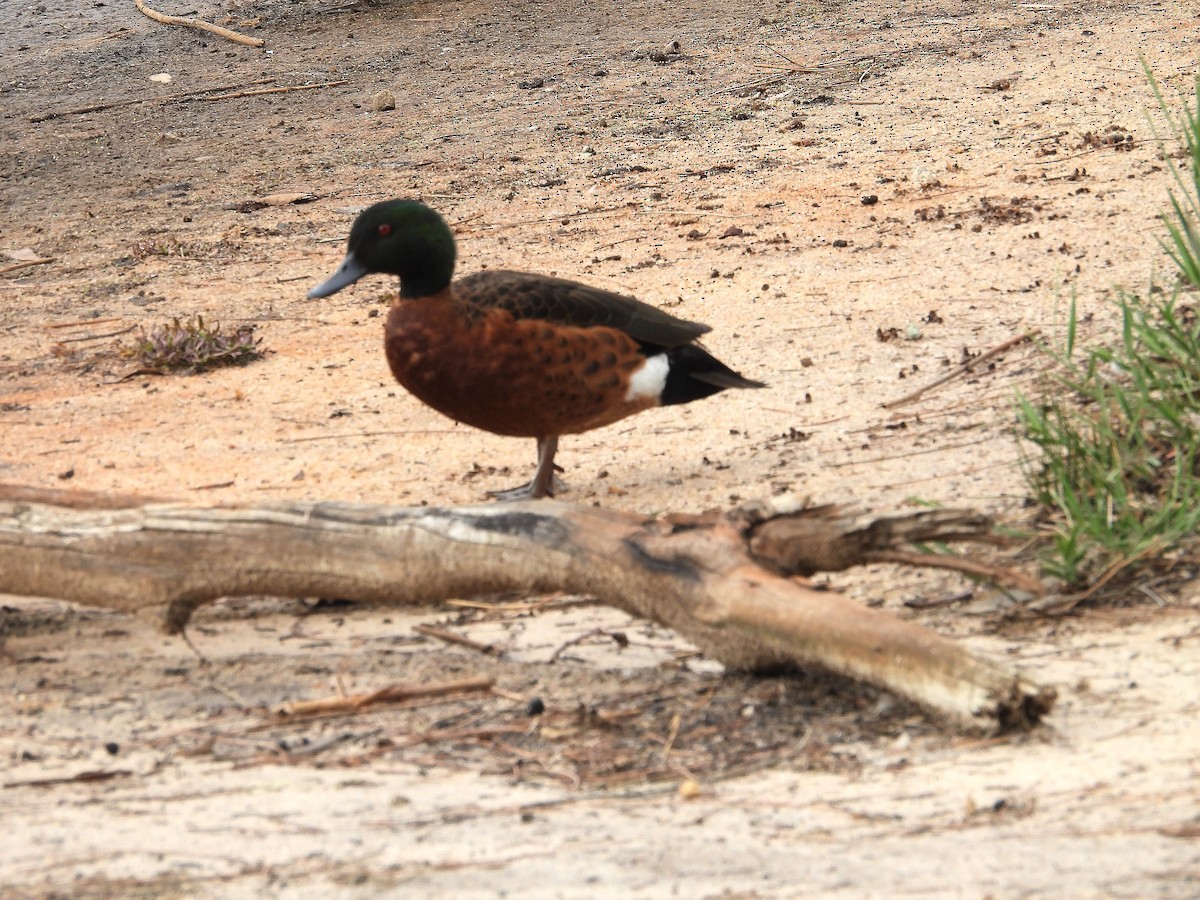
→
(487, 436, 565, 501)
(529, 435, 561, 498)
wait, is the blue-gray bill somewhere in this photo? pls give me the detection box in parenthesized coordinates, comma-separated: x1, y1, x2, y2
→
(308, 251, 369, 299)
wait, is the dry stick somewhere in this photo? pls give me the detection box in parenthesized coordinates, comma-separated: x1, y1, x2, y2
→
(30, 77, 275, 122)
(1018, 145, 1124, 168)
(244, 692, 485, 732)
(4, 769, 133, 789)
(549, 627, 610, 663)
(759, 43, 810, 69)
(32, 99, 143, 122)
(471, 204, 633, 233)
(201, 81, 349, 102)
(447, 595, 595, 614)
(393, 724, 532, 750)
(280, 676, 495, 717)
(58, 326, 137, 343)
(659, 713, 682, 763)
(824, 436, 995, 469)
(280, 731, 363, 758)
(904, 589, 976, 610)
(1033, 543, 1166, 615)
(134, 0, 265, 47)
(202, 676, 253, 710)
(864, 549, 1044, 595)
(705, 62, 828, 99)
(882, 330, 1040, 410)
(868, 457, 1014, 491)
(881, 377, 1050, 424)
(0, 492, 1055, 733)
(313, 724, 533, 769)
(76, 28, 132, 48)
(413, 623, 498, 656)
(46, 317, 123, 330)
(0, 258, 55, 275)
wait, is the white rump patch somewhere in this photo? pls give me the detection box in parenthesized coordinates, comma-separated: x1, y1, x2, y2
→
(625, 353, 669, 402)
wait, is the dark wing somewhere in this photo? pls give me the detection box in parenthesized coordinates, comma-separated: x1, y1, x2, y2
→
(454, 270, 710, 351)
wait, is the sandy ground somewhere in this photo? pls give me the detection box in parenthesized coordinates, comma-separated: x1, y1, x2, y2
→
(2, 0, 1200, 895)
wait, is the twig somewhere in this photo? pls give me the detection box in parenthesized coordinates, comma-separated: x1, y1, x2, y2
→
(1033, 543, 1166, 615)
(1018, 145, 1119, 168)
(468, 204, 634, 233)
(864, 549, 1044, 595)
(868, 457, 1014, 491)
(202, 81, 349, 102)
(413, 623, 497, 656)
(32, 97, 145, 122)
(904, 589, 975, 609)
(111, 368, 168, 383)
(279, 676, 494, 717)
(135, 0, 265, 47)
(4, 769, 133, 789)
(450, 211, 487, 230)
(1028, 131, 1071, 145)
(824, 436, 998, 469)
(246, 692, 488, 732)
(75, 28, 133, 48)
(1136, 583, 1169, 607)
(490, 685, 529, 703)
(394, 724, 532, 749)
(57, 326, 137, 344)
(549, 627, 611, 662)
(882, 330, 1039, 409)
(660, 713, 682, 763)
(279, 723, 535, 768)
(759, 43, 810, 70)
(179, 626, 210, 665)
(446, 594, 596, 614)
(30, 77, 275, 122)
(705, 71, 818, 99)
(281, 731, 367, 758)
(46, 317, 123, 330)
(0, 257, 55, 275)
(191, 480, 235, 491)
(202, 677, 254, 709)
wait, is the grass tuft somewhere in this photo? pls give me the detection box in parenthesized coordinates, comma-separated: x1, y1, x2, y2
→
(1017, 74, 1200, 589)
(127, 316, 264, 373)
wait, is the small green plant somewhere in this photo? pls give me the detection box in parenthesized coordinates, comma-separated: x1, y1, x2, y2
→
(1151, 69, 1200, 289)
(1017, 294, 1200, 586)
(1017, 73, 1200, 590)
(128, 316, 264, 373)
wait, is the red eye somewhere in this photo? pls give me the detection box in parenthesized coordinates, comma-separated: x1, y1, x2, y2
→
(378, 223, 392, 237)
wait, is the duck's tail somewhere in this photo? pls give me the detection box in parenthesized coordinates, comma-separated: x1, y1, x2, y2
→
(660, 344, 766, 406)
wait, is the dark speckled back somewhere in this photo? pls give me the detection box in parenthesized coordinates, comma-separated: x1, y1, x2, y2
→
(453, 270, 710, 353)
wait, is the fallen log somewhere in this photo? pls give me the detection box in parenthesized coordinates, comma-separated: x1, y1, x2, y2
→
(0, 484, 1055, 734)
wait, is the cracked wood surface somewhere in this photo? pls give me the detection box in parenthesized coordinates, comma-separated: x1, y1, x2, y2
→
(0, 485, 1053, 733)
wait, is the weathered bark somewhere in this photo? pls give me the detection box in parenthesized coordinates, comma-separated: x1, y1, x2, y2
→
(0, 484, 1055, 734)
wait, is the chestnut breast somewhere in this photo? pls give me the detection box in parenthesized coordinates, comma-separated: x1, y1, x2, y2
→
(384, 293, 657, 438)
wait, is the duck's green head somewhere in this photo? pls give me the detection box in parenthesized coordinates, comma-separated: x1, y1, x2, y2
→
(308, 199, 457, 300)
